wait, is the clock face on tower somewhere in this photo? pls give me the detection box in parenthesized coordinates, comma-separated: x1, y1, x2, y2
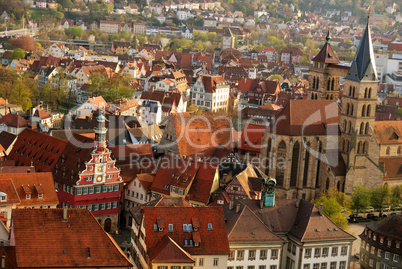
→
(96, 175, 102, 182)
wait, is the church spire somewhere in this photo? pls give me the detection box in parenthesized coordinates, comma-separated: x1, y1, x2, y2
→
(345, 19, 377, 82)
(326, 31, 331, 44)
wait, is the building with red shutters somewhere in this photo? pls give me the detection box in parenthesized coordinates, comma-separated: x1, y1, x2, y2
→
(53, 112, 123, 232)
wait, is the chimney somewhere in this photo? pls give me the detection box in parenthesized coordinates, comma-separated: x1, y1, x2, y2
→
(63, 207, 68, 222)
(229, 200, 234, 211)
(236, 203, 241, 213)
(86, 247, 91, 259)
(319, 204, 323, 216)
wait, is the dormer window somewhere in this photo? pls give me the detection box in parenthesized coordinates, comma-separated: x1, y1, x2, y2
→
(26, 194, 31, 199)
(0, 192, 6, 202)
(38, 193, 43, 199)
(207, 223, 213, 230)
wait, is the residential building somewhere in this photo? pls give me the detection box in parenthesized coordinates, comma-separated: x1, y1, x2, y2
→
(129, 200, 230, 269)
(190, 75, 230, 112)
(9, 208, 132, 268)
(359, 215, 402, 269)
(100, 20, 119, 34)
(222, 28, 235, 50)
(224, 180, 355, 269)
(280, 47, 304, 65)
(0, 114, 29, 135)
(74, 96, 107, 117)
(133, 22, 146, 34)
(0, 172, 59, 226)
(75, 65, 106, 87)
(45, 42, 69, 58)
(123, 173, 155, 227)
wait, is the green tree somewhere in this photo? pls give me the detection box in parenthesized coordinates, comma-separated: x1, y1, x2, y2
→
(63, 0, 73, 10)
(395, 108, 402, 117)
(313, 188, 350, 230)
(9, 48, 25, 60)
(268, 74, 283, 82)
(10, 78, 32, 111)
(87, 72, 108, 97)
(65, 27, 84, 39)
(391, 185, 402, 208)
(370, 185, 391, 213)
(55, 11, 64, 20)
(351, 185, 371, 214)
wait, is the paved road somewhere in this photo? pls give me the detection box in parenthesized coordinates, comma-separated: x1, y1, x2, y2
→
(347, 222, 366, 269)
(0, 28, 37, 37)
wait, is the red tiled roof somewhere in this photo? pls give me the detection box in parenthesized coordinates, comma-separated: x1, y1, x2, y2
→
(150, 234, 195, 263)
(0, 114, 28, 128)
(12, 209, 133, 268)
(374, 121, 402, 145)
(0, 178, 20, 204)
(380, 157, 402, 180)
(143, 206, 230, 256)
(8, 129, 68, 172)
(273, 100, 340, 136)
(313, 40, 339, 64)
(0, 172, 59, 206)
(238, 123, 267, 152)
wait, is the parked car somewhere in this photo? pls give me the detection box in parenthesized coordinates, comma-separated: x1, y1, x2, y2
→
(364, 207, 374, 213)
(348, 214, 363, 222)
(379, 213, 387, 218)
(367, 213, 376, 219)
(390, 212, 401, 216)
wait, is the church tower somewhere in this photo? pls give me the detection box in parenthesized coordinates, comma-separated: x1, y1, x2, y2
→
(340, 19, 383, 193)
(222, 28, 235, 50)
(308, 32, 345, 100)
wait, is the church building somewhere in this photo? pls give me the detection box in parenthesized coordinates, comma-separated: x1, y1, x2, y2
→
(259, 20, 396, 199)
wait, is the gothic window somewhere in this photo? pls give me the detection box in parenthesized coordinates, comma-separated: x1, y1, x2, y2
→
(363, 141, 368, 154)
(362, 105, 366, 117)
(353, 87, 356, 97)
(350, 104, 354, 116)
(366, 105, 371, 117)
(313, 77, 316, 89)
(302, 142, 310, 187)
(349, 86, 352, 96)
(365, 122, 370, 135)
(331, 78, 335, 91)
(290, 141, 300, 188)
(368, 88, 372, 98)
(357, 142, 362, 154)
(275, 141, 287, 188)
(364, 88, 368, 98)
(360, 122, 365, 135)
(348, 121, 352, 134)
(316, 78, 319, 89)
(265, 138, 272, 175)
(315, 141, 322, 188)
(346, 103, 350, 115)
(327, 78, 331, 91)
(325, 178, 330, 190)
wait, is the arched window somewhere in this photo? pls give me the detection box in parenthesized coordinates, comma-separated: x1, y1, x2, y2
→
(290, 141, 300, 188)
(365, 122, 370, 135)
(348, 121, 352, 134)
(325, 178, 330, 190)
(331, 78, 335, 91)
(313, 77, 316, 89)
(353, 87, 356, 97)
(398, 146, 401, 155)
(350, 104, 354, 116)
(360, 122, 365, 135)
(362, 105, 366, 117)
(265, 139, 272, 175)
(349, 86, 352, 96)
(327, 78, 331, 91)
(386, 147, 390, 155)
(357, 142, 362, 154)
(316, 78, 320, 89)
(346, 103, 350, 115)
(368, 88, 372, 98)
(315, 141, 322, 188)
(366, 105, 371, 117)
(276, 141, 287, 187)
(302, 142, 310, 187)
(364, 88, 368, 98)
(363, 141, 368, 154)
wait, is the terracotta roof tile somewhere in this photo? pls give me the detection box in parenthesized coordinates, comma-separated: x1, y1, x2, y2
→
(0, 114, 28, 128)
(150, 234, 195, 263)
(12, 208, 132, 268)
(374, 121, 402, 145)
(238, 123, 267, 152)
(0, 172, 59, 206)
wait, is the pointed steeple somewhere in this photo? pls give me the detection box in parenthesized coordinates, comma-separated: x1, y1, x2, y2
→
(312, 30, 339, 64)
(345, 19, 377, 82)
